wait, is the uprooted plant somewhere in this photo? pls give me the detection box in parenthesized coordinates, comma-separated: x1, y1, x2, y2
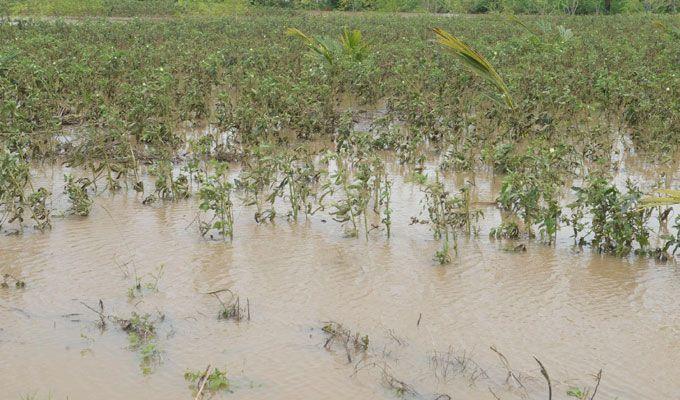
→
(321, 321, 370, 364)
(80, 300, 163, 375)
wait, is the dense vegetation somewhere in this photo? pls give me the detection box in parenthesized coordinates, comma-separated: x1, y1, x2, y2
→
(1, 0, 248, 17)
(0, 14, 679, 262)
(1, 0, 678, 15)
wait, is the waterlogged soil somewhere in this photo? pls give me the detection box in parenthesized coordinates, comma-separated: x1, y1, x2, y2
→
(1, 166, 680, 400)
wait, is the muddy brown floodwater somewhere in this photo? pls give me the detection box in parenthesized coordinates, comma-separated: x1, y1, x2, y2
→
(1, 165, 679, 400)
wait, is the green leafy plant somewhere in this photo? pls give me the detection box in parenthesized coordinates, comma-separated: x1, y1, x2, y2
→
(0, 149, 51, 231)
(120, 312, 161, 375)
(64, 174, 93, 216)
(421, 176, 482, 264)
(198, 162, 234, 241)
(568, 177, 651, 256)
(185, 366, 230, 396)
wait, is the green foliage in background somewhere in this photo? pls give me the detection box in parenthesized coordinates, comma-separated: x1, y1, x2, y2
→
(1, 0, 677, 15)
(3, 0, 248, 17)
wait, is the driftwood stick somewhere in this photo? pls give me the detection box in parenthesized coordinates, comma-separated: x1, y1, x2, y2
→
(490, 345, 525, 389)
(80, 300, 108, 327)
(590, 369, 603, 400)
(534, 356, 552, 400)
(194, 364, 212, 400)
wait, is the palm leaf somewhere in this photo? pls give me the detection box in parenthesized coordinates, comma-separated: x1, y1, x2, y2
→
(506, 14, 541, 37)
(432, 27, 514, 110)
(340, 27, 369, 61)
(640, 189, 680, 207)
(286, 27, 334, 65)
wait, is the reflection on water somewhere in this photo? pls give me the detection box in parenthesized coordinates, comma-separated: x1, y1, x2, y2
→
(1, 166, 679, 400)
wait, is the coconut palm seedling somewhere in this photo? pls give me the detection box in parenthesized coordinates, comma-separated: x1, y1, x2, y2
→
(339, 27, 370, 62)
(286, 28, 336, 66)
(432, 28, 514, 110)
(286, 27, 369, 66)
(506, 13, 542, 38)
(286, 27, 370, 136)
(507, 15, 575, 45)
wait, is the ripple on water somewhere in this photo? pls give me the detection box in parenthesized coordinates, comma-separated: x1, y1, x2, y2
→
(1, 169, 679, 400)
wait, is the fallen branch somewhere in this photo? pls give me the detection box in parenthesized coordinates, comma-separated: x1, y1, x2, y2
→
(534, 356, 552, 400)
(590, 369, 602, 400)
(194, 364, 212, 400)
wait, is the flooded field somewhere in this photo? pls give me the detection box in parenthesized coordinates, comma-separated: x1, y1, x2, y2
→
(2, 165, 679, 400)
(2, 13, 680, 400)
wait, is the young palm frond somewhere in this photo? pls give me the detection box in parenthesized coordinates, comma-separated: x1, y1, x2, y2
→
(340, 27, 369, 61)
(640, 189, 680, 207)
(432, 27, 514, 110)
(286, 27, 335, 65)
(506, 14, 541, 37)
